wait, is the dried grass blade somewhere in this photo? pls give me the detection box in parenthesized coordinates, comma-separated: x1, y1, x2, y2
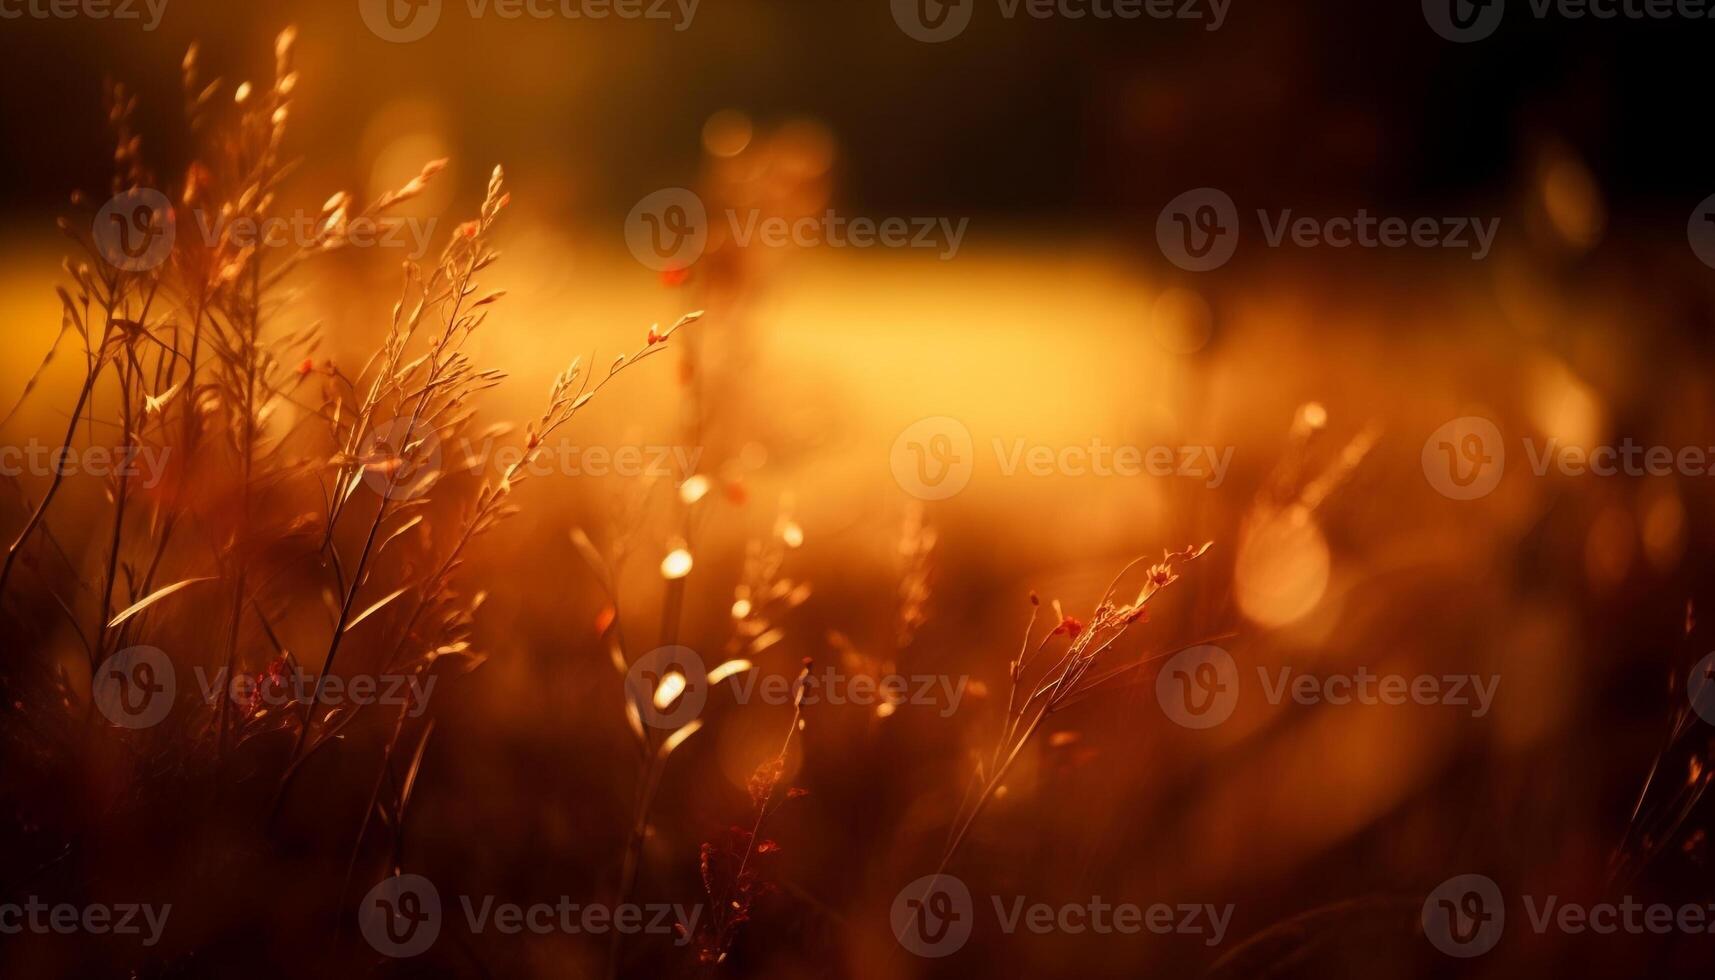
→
(106, 576, 216, 628)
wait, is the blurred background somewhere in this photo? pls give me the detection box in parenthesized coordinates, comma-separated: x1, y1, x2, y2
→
(4, 0, 1715, 977)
